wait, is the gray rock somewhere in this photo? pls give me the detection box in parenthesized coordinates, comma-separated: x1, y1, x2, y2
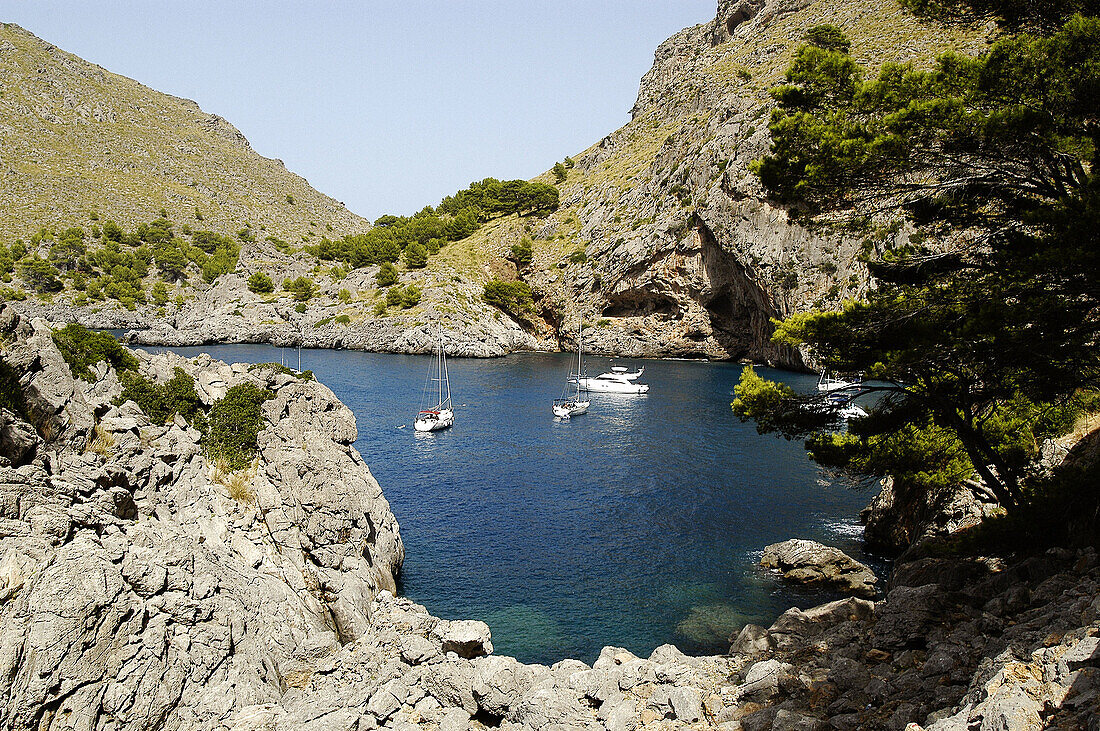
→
(438, 619, 494, 659)
(760, 539, 878, 598)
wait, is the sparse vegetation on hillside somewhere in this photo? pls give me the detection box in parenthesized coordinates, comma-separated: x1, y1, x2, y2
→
(482, 279, 533, 318)
(52, 324, 137, 381)
(205, 382, 274, 471)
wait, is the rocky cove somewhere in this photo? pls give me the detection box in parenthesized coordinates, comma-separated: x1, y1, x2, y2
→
(1, 305, 1097, 730)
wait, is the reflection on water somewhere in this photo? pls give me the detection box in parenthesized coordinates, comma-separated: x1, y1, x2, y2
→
(140, 343, 883, 664)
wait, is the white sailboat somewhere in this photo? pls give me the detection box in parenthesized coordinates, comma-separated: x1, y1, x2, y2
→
(414, 324, 454, 432)
(817, 370, 862, 392)
(553, 326, 590, 419)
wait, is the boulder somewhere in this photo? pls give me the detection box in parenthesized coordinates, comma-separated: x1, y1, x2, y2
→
(761, 539, 878, 598)
(438, 619, 494, 659)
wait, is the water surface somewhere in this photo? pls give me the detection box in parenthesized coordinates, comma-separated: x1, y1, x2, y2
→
(142, 343, 881, 664)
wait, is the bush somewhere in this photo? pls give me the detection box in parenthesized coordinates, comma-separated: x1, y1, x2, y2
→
(205, 383, 274, 470)
(404, 242, 428, 269)
(401, 285, 421, 308)
(52, 324, 137, 381)
(116, 367, 203, 426)
(482, 280, 533, 316)
(335, 314, 351, 325)
(248, 271, 275, 294)
(376, 262, 398, 287)
(151, 280, 170, 305)
(553, 162, 568, 184)
(385, 288, 403, 307)
(247, 362, 313, 381)
(510, 237, 533, 266)
(373, 301, 387, 316)
(283, 276, 316, 302)
(295, 302, 307, 313)
(19, 256, 62, 292)
(569, 249, 587, 264)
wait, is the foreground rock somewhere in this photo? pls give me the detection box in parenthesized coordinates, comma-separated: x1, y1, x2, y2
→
(761, 539, 878, 598)
(0, 306, 403, 729)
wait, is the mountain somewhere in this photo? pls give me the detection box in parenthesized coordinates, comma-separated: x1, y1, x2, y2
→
(0, 22, 367, 243)
(488, 0, 989, 365)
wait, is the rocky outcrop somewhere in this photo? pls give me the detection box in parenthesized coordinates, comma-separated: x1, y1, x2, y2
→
(761, 538, 878, 598)
(861, 477, 1001, 555)
(0, 305, 403, 729)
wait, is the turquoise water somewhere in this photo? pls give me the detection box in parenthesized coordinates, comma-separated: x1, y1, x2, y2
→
(141, 343, 881, 664)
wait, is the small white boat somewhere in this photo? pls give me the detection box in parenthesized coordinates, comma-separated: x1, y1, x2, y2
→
(572, 372, 650, 394)
(817, 370, 862, 392)
(415, 324, 454, 432)
(554, 325, 591, 418)
(607, 365, 643, 380)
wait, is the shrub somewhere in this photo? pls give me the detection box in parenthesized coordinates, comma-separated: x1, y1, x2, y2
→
(482, 279, 533, 315)
(247, 362, 313, 381)
(295, 302, 307, 313)
(404, 242, 428, 269)
(568, 249, 587, 264)
(373, 301, 387, 316)
(401, 284, 421, 308)
(338, 288, 352, 304)
(385, 288, 403, 307)
(376, 262, 398, 287)
(52, 324, 137, 381)
(151, 280, 170, 305)
(510, 237, 533, 266)
(283, 276, 316, 302)
(248, 271, 275, 294)
(553, 162, 568, 184)
(205, 383, 274, 470)
(18, 256, 62, 292)
(335, 314, 351, 325)
(116, 367, 203, 426)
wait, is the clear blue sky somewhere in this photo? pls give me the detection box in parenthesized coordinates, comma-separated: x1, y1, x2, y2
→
(4, 1, 714, 221)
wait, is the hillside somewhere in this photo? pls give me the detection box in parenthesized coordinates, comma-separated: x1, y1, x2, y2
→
(477, 0, 991, 364)
(0, 22, 367, 243)
(0, 2, 990, 361)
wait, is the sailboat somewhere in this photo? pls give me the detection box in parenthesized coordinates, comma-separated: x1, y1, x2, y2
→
(553, 325, 591, 419)
(414, 324, 454, 432)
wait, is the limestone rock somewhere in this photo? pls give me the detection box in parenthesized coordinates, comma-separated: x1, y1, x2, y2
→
(761, 539, 878, 598)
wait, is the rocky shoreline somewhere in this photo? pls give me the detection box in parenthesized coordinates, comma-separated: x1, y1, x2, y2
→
(1, 307, 1097, 730)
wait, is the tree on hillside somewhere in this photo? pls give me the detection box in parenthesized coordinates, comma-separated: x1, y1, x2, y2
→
(18, 256, 62, 293)
(735, 13, 1100, 511)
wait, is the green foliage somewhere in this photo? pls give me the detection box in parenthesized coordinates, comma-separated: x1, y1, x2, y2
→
(0, 356, 27, 418)
(900, 0, 1094, 32)
(116, 367, 204, 426)
(553, 162, 568, 184)
(335, 314, 351, 325)
(338, 288, 352, 303)
(510, 237, 533, 266)
(294, 302, 307, 313)
(568, 249, 587, 264)
(18, 255, 62, 292)
(154, 240, 188, 281)
(746, 11, 1100, 511)
(150, 280, 169, 305)
(205, 383, 274, 470)
(401, 284, 421, 308)
(373, 300, 387, 316)
(247, 271, 275, 294)
(482, 279, 533, 317)
(403, 242, 428, 269)
(385, 287, 403, 307)
(51, 324, 137, 381)
(282, 276, 316, 302)
(376, 262, 398, 287)
(804, 24, 851, 53)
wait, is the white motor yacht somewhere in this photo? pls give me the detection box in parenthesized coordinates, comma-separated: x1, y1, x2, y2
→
(572, 372, 650, 394)
(817, 370, 862, 392)
(606, 365, 643, 380)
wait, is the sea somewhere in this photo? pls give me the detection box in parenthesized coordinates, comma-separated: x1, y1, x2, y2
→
(139, 342, 886, 665)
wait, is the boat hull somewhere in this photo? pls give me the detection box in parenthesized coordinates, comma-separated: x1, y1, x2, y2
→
(414, 409, 454, 432)
(553, 401, 590, 418)
(574, 378, 650, 394)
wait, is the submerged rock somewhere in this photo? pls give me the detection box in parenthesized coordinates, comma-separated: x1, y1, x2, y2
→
(761, 538, 878, 598)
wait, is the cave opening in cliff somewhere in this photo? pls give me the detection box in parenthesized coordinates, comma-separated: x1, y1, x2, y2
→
(601, 291, 678, 319)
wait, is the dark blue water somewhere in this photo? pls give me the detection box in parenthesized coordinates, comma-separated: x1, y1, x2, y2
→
(140, 343, 881, 665)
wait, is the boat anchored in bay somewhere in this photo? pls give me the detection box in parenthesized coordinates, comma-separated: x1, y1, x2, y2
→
(553, 325, 591, 419)
(414, 323, 454, 432)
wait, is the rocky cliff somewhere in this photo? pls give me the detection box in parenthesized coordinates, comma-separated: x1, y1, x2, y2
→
(501, 0, 989, 364)
(0, 305, 403, 728)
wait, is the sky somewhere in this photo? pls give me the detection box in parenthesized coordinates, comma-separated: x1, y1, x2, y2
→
(3, 1, 715, 221)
